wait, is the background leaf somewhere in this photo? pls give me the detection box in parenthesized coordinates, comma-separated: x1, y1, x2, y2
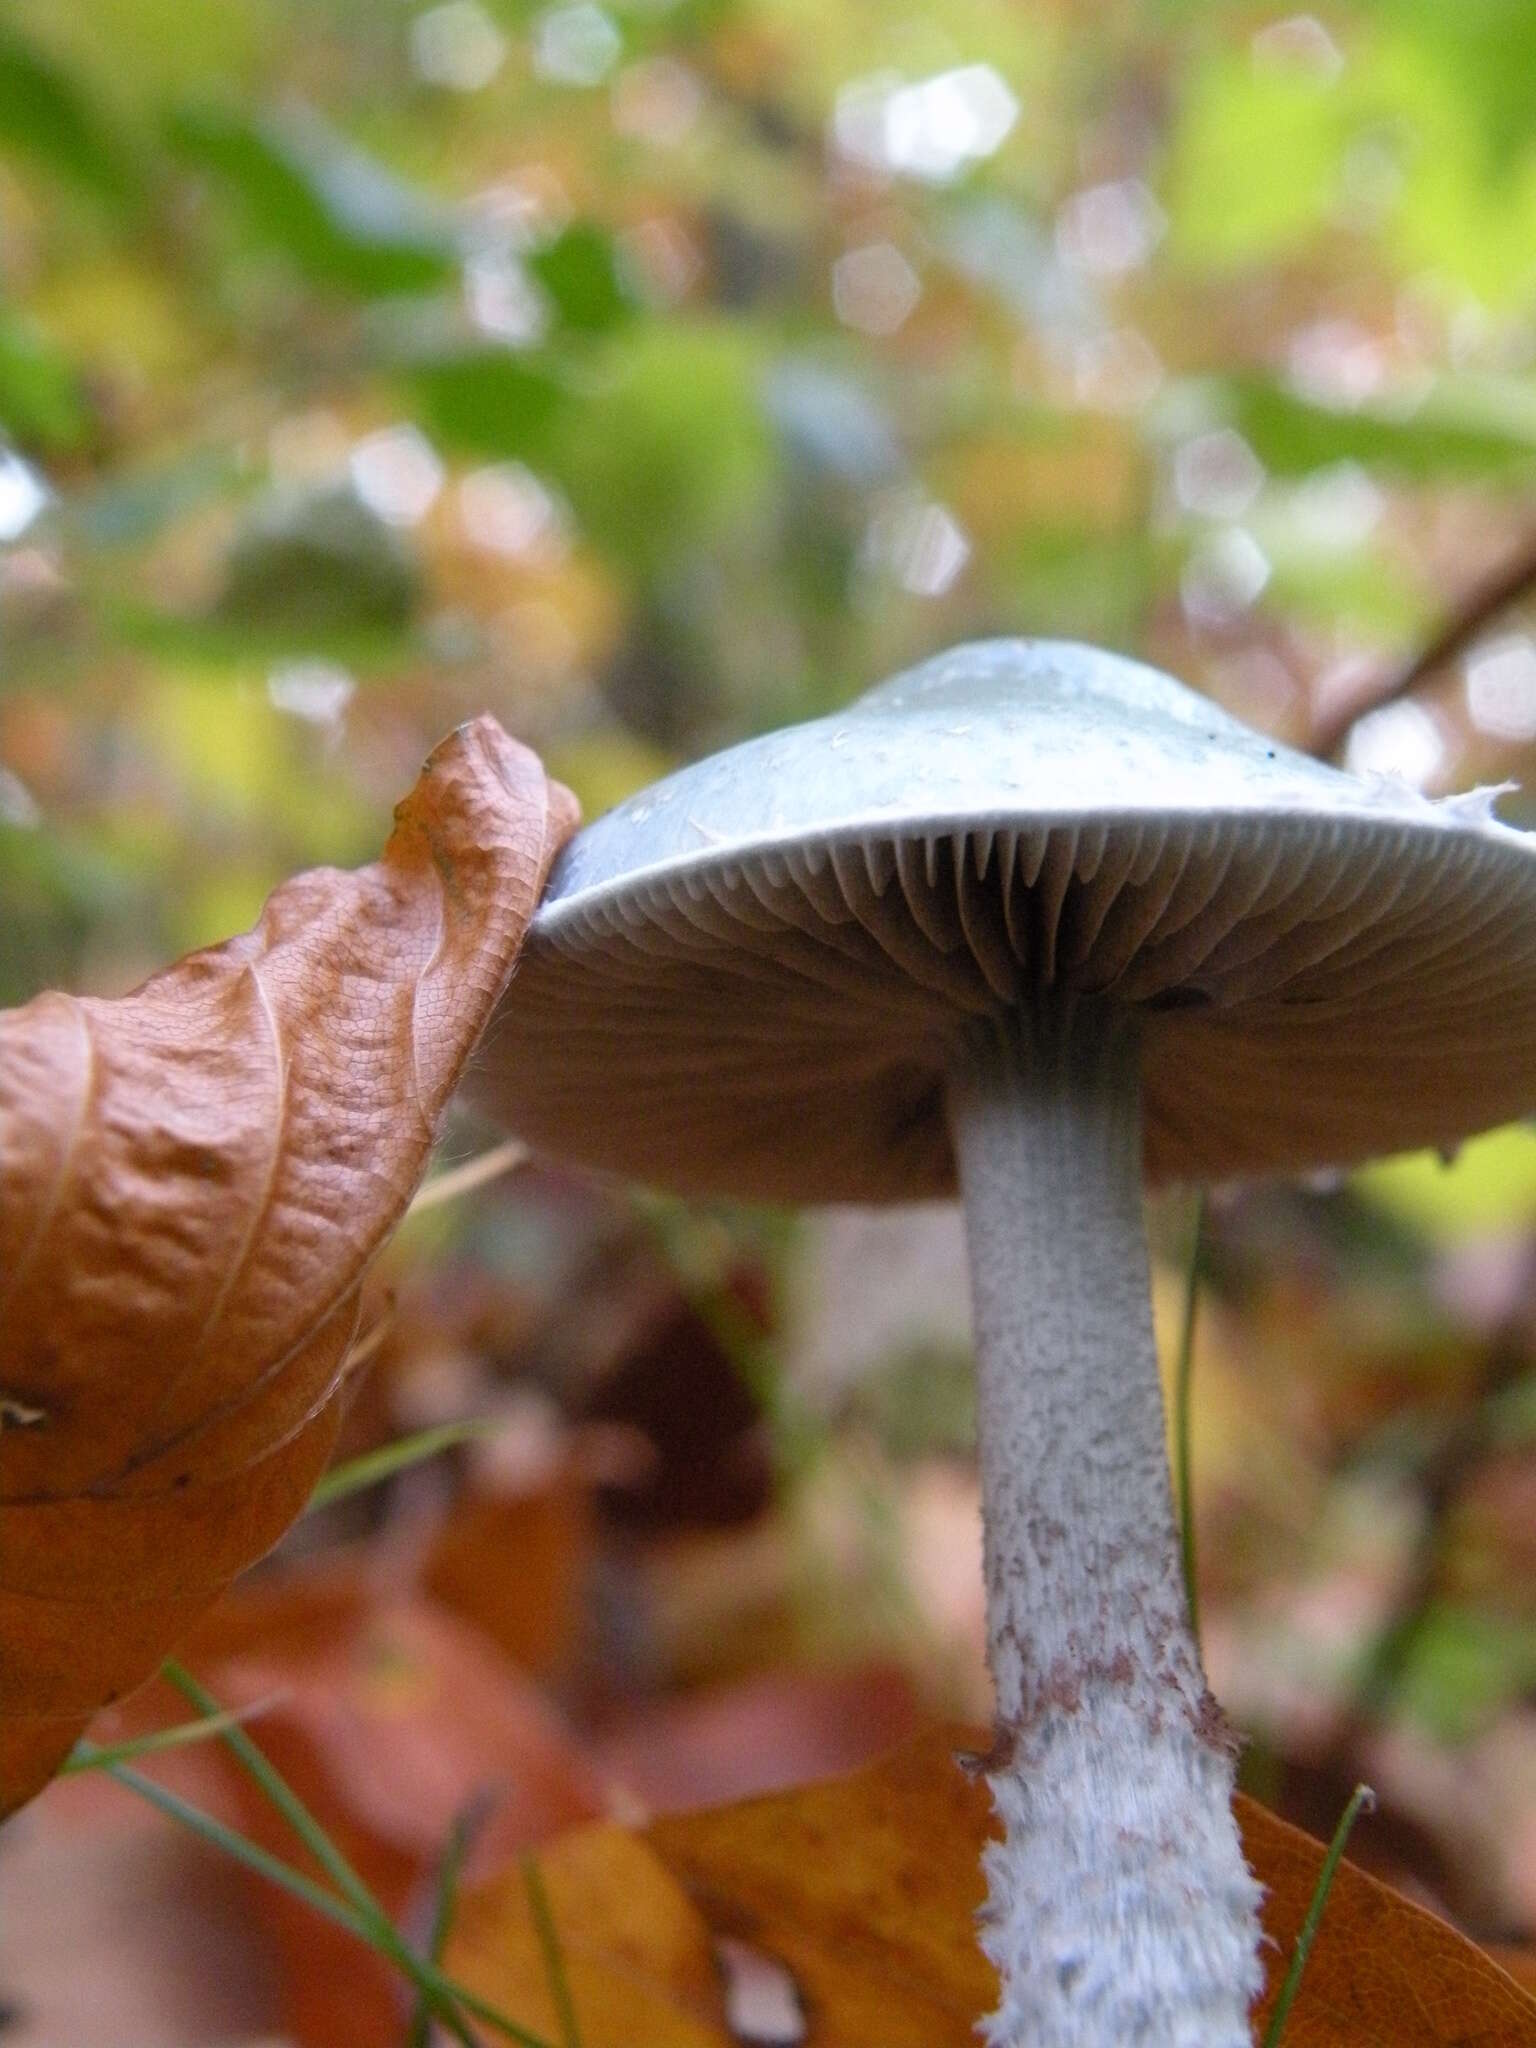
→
(169, 102, 457, 297)
(0, 21, 142, 206)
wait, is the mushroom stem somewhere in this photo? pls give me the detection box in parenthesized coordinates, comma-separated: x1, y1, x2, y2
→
(948, 999, 1263, 2048)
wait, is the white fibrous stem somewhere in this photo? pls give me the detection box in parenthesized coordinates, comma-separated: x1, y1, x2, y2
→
(948, 1000, 1263, 2048)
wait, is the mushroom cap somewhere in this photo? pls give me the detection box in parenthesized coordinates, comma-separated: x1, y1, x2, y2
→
(476, 639, 1536, 1201)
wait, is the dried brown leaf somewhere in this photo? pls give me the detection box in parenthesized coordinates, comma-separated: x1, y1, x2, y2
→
(0, 717, 576, 1813)
(187, 1571, 605, 2048)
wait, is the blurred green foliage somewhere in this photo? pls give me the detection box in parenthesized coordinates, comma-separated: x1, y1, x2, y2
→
(5, 0, 1536, 993)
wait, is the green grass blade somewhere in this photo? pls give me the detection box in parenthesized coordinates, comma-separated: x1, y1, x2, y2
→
(157, 1660, 546, 2048)
(1261, 1783, 1376, 2048)
(1173, 1192, 1204, 1645)
(522, 1854, 582, 2048)
(104, 1761, 391, 1940)
(64, 1695, 282, 1772)
(407, 1805, 479, 2048)
(307, 1418, 500, 1510)
(161, 1659, 389, 1923)
(109, 1752, 553, 2048)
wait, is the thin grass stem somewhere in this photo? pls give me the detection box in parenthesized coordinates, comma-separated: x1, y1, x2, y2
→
(107, 1758, 553, 2048)
(105, 1761, 397, 1941)
(64, 1695, 283, 1772)
(161, 1660, 386, 1922)
(307, 1418, 500, 1511)
(406, 1805, 479, 2048)
(522, 1855, 582, 2048)
(410, 1139, 529, 1215)
(156, 1661, 541, 2048)
(1261, 1783, 1376, 2047)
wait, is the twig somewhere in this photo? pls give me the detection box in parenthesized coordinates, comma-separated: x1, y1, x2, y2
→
(522, 1855, 583, 2048)
(1315, 531, 1536, 758)
(1352, 1326, 1529, 1724)
(1319, 1279, 1533, 1815)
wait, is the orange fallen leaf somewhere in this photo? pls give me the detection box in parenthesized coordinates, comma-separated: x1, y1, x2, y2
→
(421, 1457, 593, 1681)
(446, 1726, 1536, 2048)
(448, 1824, 736, 2048)
(647, 1724, 994, 2046)
(196, 1579, 606, 1883)
(0, 717, 577, 1815)
(443, 1731, 987, 2048)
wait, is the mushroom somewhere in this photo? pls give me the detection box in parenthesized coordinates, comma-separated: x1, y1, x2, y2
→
(473, 638, 1536, 2044)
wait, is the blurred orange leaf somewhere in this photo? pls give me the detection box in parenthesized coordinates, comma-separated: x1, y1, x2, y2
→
(0, 717, 577, 1815)
(186, 1572, 605, 2048)
(444, 1726, 1536, 2048)
(422, 1459, 592, 1681)
(181, 1566, 607, 1876)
